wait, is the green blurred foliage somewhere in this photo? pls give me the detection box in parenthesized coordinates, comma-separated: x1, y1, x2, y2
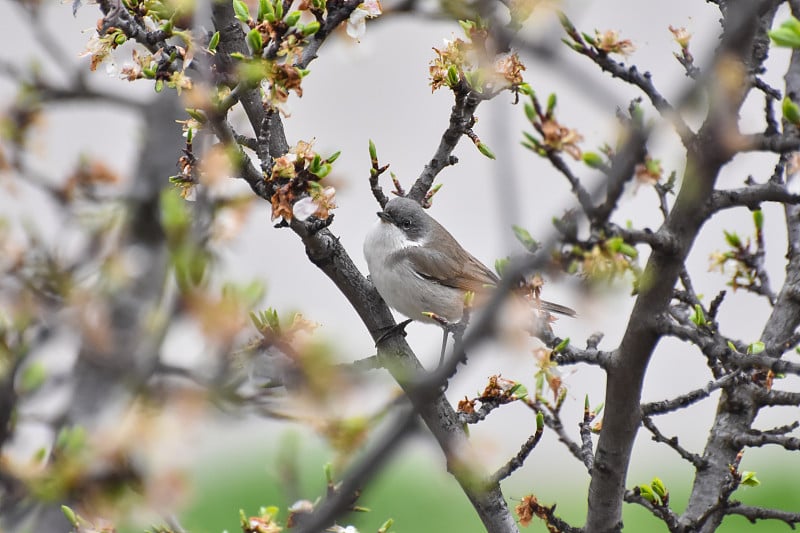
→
(122, 433, 799, 533)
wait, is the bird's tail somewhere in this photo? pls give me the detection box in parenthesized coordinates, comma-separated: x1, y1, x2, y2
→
(537, 299, 577, 318)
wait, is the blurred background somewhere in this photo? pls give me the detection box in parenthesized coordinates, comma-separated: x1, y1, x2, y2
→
(0, 0, 798, 531)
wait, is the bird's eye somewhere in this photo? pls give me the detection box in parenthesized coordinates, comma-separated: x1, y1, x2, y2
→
(401, 219, 412, 230)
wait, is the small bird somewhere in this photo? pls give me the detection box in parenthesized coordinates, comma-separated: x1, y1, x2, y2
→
(363, 196, 575, 362)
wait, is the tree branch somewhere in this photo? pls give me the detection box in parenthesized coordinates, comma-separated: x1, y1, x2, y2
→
(490, 425, 544, 484)
(724, 503, 800, 529)
(641, 415, 708, 469)
(407, 85, 478, 201)
(641, 372, 746, 416)
(706, 181, 800, 213)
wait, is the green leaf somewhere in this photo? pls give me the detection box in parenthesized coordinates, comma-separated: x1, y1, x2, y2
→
(273, 0, 283, 20)
(769, 22, 800, 48)
(517, 83, 533, 95)
(265, 308, 280, 331)
(477, 142, 496, 160)
(61, 505, 79, 527)
(619, 242, 638, 258)
(459, 19, 475, 34)
(651, 477, 668, 500)
(447, 64, 459, 87)
(233, 0, 251, 22)
(464, 69, 483, 91)
(185, 107, 207, 123)
(508, 382, 527, 399)
(326, 150, 341, 164)
(557, 11, 575, 32)
(258, 0, 275, 21)
(753, 209, 764, 231)
(582, 151, 604, 168)
(553, 337, 570, 353)
(247, 28, 263, 54)
(782, 97, 800, 125)
(630, 102, 644, 126)
(689, 304, 707, 327)
(223, 280, 266, 307)
(173, 245, 209, 289)
(494, 257, 510, 277)
(522, 131, 541, 147)
(378, 519, 394, 533)
(723, 230, 742, 248)
(19, 361, 46, 394)
(284, 10, 301, 26)
(302, 21, 321, 36)
(605, 236, 623, 253)
(368, 139, 377, 160)
(309, 153, 321, 173)
(512, 225, 539, 251)
(740, 471, 761, 487)
(523, 102, 536, 122)
(55, 425, 87, 454)
(747, 341, 765, 355)
(546, 93, 557, 115)
(159, 188, 191, 238)
(638, 484, 657, 503)
(536, 411, 544, 431)
(312, 163, 332, 178)
(32, 447, 47, 463)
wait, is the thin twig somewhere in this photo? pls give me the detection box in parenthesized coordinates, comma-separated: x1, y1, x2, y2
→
(641, 416, 708, 469)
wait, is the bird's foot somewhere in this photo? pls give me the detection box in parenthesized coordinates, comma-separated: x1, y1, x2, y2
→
(374, 318, 413, 347)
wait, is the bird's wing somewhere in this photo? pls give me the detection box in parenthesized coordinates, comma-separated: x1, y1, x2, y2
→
(399, 244, 498, 293)
(538, 299, 577, 317)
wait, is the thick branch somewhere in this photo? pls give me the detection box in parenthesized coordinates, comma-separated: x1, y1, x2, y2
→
(292, 221, 519, 532)
(732, 432, 800, 450)
(587, 3, 774, 531)
(707, 182, 800, 213)
(725, 503, 800, 528)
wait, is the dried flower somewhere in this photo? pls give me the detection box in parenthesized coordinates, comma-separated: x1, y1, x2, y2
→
(541, 119, 583, 159)
(634, 156, 662, 185)
(515, 495, 537, 527)
(668, 25, 692, 48)
(270, 183, 295, 221)
(79, 35, 114, 72)
(494, 53, 526, 86)
(595, 29, 635, 56)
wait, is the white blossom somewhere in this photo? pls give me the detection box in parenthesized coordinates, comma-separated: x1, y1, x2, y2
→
(292, 196, 318, 221)
(346, 0, 382, 40)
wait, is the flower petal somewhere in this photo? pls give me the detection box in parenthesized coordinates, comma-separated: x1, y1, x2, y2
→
(292, 196, 318, 221)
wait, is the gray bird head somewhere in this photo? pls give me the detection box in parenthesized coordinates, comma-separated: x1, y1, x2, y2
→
(377, 197, 430, 242)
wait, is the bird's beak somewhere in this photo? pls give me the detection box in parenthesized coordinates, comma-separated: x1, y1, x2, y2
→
(377, 211, 392, 223)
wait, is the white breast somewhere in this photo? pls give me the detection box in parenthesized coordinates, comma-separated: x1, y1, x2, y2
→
(364, 221, 464, 322)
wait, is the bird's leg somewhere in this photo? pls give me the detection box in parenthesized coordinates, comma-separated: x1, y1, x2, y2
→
(438, 327, 449, 368)
(374, 318, 413, 346)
